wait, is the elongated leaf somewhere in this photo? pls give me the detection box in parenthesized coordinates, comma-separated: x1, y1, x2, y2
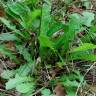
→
(0, 17, 17, 31)
(0, 33, 17, 41)
(7, 2, 28, 28)
(22, 9, 41, 29)
(47, 22, 64, 37)
(16, 45, 33, 64)
(55, 23, 75, 51)
(7, 2, 30, 18)
(40, 0, 51, 36)
(71, 43, 96, 52)
(0, 17, 24, 37)
(70, 53, 96, 61)
(29, 9, 41, 21)
(24, 0, 39, 5)
(6, 2, 36, 29)
(39, 35, 54, 50)
(0, 45, 17, 62)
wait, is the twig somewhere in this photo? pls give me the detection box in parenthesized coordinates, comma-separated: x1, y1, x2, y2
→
(75, 62, 96, 96)
(31, 87, 44, 96)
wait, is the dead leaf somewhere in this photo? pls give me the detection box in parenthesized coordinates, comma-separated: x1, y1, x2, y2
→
(5, 41, 15, 51)
(0, 7, 5, 17)
(53, 83, 66, 96)
(69, 5, 83, 15)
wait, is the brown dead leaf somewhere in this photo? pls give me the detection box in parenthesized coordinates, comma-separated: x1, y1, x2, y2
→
(53, 84, 66, 96)
(5, 41, 16, 52)
(0, 6, 5, 17)
(69, 5, 83, 15)
(6, 41, 14, 49)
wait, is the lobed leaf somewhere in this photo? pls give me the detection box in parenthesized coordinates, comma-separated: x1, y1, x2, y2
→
(16, 82, 35, 93)
(6, 74, 33, 90)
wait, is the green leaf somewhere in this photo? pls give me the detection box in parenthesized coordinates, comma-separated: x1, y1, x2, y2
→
(0, 45, 18, 62)
(62, 78, 79, 88)
(69, 13, 82, 30)
(41, 88, 51, 96)
(39, 35, 54, 50)
(70, 53, 96, 61)
(83, 0, 90, 9)
(47, 22, 64, 37)
(67, 80, 79, 87)
(0, 93, 5, 96)
(55, 23, 75, 51)
(71, 43, 96, 52)
(55, 13, 85, 51)
(60, 71, 84, 96)
(25, 9, 41, 29)
(30, 9, 41, 21)
(16, 83, 35, 93)
(16, 64, 32, 76)
(90, 25, 96, 33)
(65, 0, 73, 4)
(6, 2, 35, 29)
(0, 17, 17, 31)
(70, 11, 95, 27)
(6, 74, 33, 90)
(40, 0, 51, 36)
(16, 45, 33, 64)
(55, 25, 69, 50)
(0, 33, 17, 41)
(7, 2, 30, 17)
(24, 0, 39, 5)
(1, 70, 15, 79)
(0, 17, 24, 37)
(61, 71, 83, 88)
(82, 11, 95, 27)
(66, 88, 76, 96)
